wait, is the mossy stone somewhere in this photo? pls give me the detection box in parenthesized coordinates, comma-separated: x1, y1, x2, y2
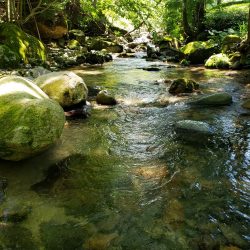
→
(96, 90, 117, 105)
(0, 76, 65, 161)
(222, 35, 241, 53)
(35, 71, 88, 108)
(205, 53, 231, 69)
(181, 40, 218, 64)
(0, 45, 21, 68)
(0, 23, 46, 68)
(169, 78, 199, 95)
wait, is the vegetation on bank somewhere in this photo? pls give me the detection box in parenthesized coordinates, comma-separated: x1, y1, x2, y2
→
(0, 0, 249, 69)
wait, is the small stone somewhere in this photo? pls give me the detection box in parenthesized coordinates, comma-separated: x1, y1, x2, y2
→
(96, 90, 117, 105)
(169, 78, 199, 95)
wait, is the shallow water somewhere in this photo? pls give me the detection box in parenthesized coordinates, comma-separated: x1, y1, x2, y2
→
(0, 58, 250, 249)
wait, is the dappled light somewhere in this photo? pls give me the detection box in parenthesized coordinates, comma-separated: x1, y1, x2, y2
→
(0, 0, 249, 249)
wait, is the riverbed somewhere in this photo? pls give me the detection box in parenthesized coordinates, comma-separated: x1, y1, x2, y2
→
(0, 57, 249, 249)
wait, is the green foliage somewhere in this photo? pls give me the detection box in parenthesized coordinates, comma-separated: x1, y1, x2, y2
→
(205, 3, 249, 32)
(0, 23, 46, 67)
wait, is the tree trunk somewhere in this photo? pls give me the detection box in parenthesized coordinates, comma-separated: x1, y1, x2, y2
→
(182, 0, 193, 39)
(195, 0, 205, 36)
(248, 5, 250, 42)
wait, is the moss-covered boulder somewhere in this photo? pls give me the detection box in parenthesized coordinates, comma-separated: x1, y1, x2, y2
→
(181, 40, 218, 64)
(96, 90, 117, 105)
(205, 53, 231, 69)
(191, 92, 232, 106)
(0, 76, 65, 161)
(0, 23, 46, 68)
(35, 71, 88, 108)
(0, 45, 21, 68)
(222, 35, 241, 53)
(169, 78, 199, 95)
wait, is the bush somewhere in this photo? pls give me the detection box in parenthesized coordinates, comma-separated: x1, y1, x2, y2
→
(205, 3, 248, 32)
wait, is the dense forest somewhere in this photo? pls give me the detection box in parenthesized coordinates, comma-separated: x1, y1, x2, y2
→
(0, 1, 250, 250)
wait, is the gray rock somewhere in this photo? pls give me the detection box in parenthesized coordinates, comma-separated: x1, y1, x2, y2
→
(190, 92, 232, 106)
(175, 120, 212, 135)
(175, 120, 213, 144)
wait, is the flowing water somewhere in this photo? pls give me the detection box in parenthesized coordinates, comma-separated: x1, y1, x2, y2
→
(0, 57, 249, 249)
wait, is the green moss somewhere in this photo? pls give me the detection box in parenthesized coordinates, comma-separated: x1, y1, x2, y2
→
(205, 53, 231, 69)
(169, 78, 199, 95)
(181, 40, 215, 55)
(0, 23, 46, 68)
(0, 45, 21, 68)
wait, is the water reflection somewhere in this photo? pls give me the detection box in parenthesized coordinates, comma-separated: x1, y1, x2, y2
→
(0, 58, 249, 249)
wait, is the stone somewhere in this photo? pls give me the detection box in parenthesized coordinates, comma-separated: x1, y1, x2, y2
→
(169, 78, 199, 95)
(84, 51, 112, 65)
(175, 120, 212, 135)
(205, 53, 231, 69)
(0, 177, 7, 204)
(35, 71, 88, 108)
(181, 40, 218, 64)
(222, 35, 241, 53)
(84, 233, 118, 250)
(0, 76, 65, 161)
(0, 23, 46, 68)
(27, 66, 51, 78)
(242, 99, 250, 109)
(175, 120, 213, 144)
(106, 44, 123, 53)
(190, 92, 233, 106)
(0, 203, 32, 223)
(96, 90, 117, 105)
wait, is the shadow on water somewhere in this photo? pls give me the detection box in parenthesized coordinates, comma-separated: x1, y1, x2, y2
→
(0, 58, 249, 249)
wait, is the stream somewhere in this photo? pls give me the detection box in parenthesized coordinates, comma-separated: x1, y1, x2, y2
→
(0, 57, 249, 249)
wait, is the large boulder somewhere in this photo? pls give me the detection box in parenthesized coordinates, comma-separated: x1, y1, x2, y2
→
(181, 40, 218, 64)
(0, 76, 65, 161)
(169, 78, 199, 95)
(222, 35, 241, 53)
(0, 23, 46, 68)
(190, 92, 232, 106)
(205, 53, 231, 69)
(35, 71, 88, 108)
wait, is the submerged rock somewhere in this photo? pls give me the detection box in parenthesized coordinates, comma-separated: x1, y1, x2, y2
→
(0, 225, 37, 249)
(205, 53, 231, 69)
(190, 92, 233, 106)
(0, 203, 32, 223)
(0, 76, 65, 161)
(175, 120, 212, 135)
(35, 71, 88, 108)
(169, 78, 199, 95)
(0, 177, 8, 204)
(31, 154, 85, 194)
(242, 99, 250, 109)
(40, 221, 86, 250)
(175, 120, 213, 144)
(96, 90, 117, 105)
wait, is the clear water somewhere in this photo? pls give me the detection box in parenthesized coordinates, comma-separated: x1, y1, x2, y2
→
(0, 58, 249, 250)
